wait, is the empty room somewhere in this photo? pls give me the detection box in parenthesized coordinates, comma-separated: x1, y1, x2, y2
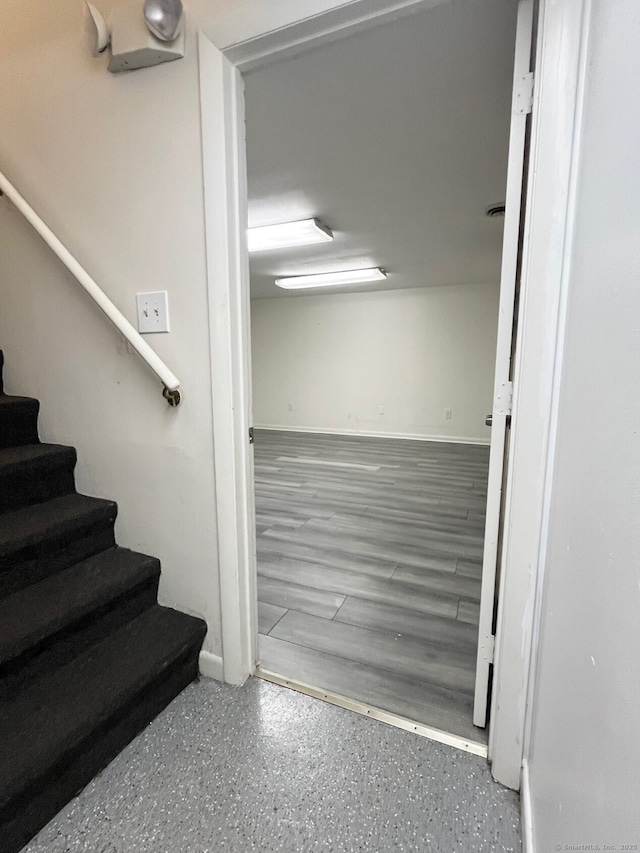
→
(245, 0, 519, 748)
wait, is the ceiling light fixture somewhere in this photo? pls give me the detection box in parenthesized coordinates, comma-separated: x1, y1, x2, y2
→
(247, 218, 333, 252)
(275, 268, 387, 290)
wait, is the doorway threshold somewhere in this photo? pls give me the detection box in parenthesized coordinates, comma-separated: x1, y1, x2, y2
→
(255, 666, 488, 758)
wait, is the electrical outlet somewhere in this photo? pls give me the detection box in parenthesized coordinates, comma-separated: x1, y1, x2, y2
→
(288, 401, 295, 412)
(378, 404, 385, 415)
(136, 291, 170, 334)
(444, 408, 452, 420)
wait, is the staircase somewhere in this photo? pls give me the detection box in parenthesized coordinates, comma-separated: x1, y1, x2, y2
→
(0, 351, 207, 853)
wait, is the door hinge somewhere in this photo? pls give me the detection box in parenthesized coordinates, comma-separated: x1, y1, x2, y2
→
(480, 633, 495, 665)
(249, 426, 254, 444)
(495, 380, 513, 416)
(514, 71, 534, 115)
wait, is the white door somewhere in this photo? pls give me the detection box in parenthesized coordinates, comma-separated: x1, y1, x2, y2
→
(473, 0, 535, 728)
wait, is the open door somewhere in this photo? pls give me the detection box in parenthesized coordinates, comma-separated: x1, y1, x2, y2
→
(473, 0, 535, 728)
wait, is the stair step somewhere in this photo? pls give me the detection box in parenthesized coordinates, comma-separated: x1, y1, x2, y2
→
(0, 547, 160, 673)
(0, 352, 207, 852)
(0, 444, 77, 513)
(0, 494, 117, 598)
(0, 605, 207, 853)
(0, 395, 40, 450)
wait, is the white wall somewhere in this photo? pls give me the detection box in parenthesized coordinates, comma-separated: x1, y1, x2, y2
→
(251, 283, 498, 443)
(0, 0, 223, 661)
(526, 0, 640, 846)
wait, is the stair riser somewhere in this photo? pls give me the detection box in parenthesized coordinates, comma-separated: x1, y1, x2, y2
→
(0, 464, 76, 514)
(0, 524, 116, 600)
(0, 403, 40, 450)
(0, 578, 160, 695)
(0, 651, 201, 853)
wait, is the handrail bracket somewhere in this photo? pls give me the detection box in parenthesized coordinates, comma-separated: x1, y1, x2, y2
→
(163, 387, 182, 407)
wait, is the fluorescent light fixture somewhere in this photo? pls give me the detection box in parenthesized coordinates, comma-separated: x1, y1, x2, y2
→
(275, 267, 387, 290)
(247, 218, 333, 252)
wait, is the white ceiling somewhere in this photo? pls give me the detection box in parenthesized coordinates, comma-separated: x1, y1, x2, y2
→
(244, 0, 518, 299)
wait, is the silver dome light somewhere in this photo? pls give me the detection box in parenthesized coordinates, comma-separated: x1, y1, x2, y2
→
(143, 0, 184, 42)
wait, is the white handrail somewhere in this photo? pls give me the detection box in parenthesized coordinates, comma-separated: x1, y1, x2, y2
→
(0, 170, 181, 405)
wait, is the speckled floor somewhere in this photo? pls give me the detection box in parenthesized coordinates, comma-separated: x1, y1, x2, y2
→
(25, 678, 520, 853)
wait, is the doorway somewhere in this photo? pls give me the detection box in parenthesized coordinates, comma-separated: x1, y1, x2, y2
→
(242, 0, 522, 750)
(199, 0, 586, 791)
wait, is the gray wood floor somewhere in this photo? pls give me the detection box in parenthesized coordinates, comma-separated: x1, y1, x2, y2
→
(254, 429, 489, 744)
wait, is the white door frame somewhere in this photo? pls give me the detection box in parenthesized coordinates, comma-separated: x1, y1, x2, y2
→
(199, 34, 257, 686)
(199, 0, 589, 788)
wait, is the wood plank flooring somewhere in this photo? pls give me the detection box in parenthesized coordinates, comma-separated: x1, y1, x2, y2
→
(254, 429, 489, 744)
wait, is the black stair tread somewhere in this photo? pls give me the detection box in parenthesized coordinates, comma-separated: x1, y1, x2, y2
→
(0, 443, 76, 471)
(0, 394, 38, 406)
(0, 494, 116, 557)
(0, 547, 160, 666)
(0, 604, 206, 813)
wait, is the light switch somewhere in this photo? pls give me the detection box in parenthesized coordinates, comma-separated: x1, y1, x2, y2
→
(136, 291, 170, 334)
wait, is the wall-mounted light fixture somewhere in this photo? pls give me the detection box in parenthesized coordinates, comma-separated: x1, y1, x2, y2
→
(86, 0, 185, 72)
(275, 268, 387, 290)
(247, 219, 333, 253)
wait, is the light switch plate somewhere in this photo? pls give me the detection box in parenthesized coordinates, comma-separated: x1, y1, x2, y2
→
(136, 291, 170, 334)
